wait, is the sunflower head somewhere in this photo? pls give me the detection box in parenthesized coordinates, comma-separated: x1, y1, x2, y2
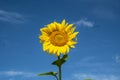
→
(39, 20, 79, 56)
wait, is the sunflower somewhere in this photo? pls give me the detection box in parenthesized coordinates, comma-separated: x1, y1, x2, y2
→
(39, 20, 78, 56)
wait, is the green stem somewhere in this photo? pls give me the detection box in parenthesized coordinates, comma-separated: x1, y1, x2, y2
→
(54, 75, 58, 80)
(58, 56, 62, 80)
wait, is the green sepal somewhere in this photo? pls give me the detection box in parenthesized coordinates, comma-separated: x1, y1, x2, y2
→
(37, 72, 57, 76)
(52, 54, 68, 66)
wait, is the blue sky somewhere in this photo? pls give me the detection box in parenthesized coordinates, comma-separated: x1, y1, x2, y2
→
(0, 0, 120, 80)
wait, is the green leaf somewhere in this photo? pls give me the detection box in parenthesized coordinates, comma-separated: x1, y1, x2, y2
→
(62, 54, 68, 60)
(52, 55, 68, 66)
(52, 60, 59, 66)
(37, 72, 57, 76)
(84, 78, 92, 80)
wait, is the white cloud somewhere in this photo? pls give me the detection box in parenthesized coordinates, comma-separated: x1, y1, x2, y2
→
(73, 73, 120, 80)
(66, 56, 118, 74)
(0, 71, 35, 77)
(114, 55, 120, 63)
(73, 56, 104, 68)
(73, 19, 94, 27)
(93, 8, 117, 20)
(0, 10, 26, 23)
(80, 56, 95, 62)
(9, 78, 14, 80)
(116, 56, 120, 63)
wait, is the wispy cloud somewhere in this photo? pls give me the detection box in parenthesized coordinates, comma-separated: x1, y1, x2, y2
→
(66, 56, 118, 74)
(0, 71, 36, 77)
(112, 55, 120, 63)
(79, 56, 95, 62)
(73, 73, 120, 80)
(0, 10, 26, 23)
(115, 55, 120, 63)
(93, 8, 117, 20)
(73, 19, 94, 27)
(72, 56, 103, 68)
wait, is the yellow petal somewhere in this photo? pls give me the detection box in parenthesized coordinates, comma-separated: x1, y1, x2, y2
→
(61, 19, 66, 27)
(66, 45, 69, 53)
(65, 23, 68, 27)
(61, 46, 66, 54)
(48, 24, 53, 32)
(39, 35, 49, 42)
(51, 23, 56, 30)
(41, 31, 48, 36)
(53, 46, 58, 54)
(70, 45, 75, 48)
(49, 45, 54, 54)
(67, 41, 77, 46)
(65, 24, 73, 32)
(67, 41, 76, 48)
(56, 50, 60, 56)
(71, 27, 76, 33)
(40, 27, 51, 35)
(69, 32, 79, 40)
(43, 43, 50, 51)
